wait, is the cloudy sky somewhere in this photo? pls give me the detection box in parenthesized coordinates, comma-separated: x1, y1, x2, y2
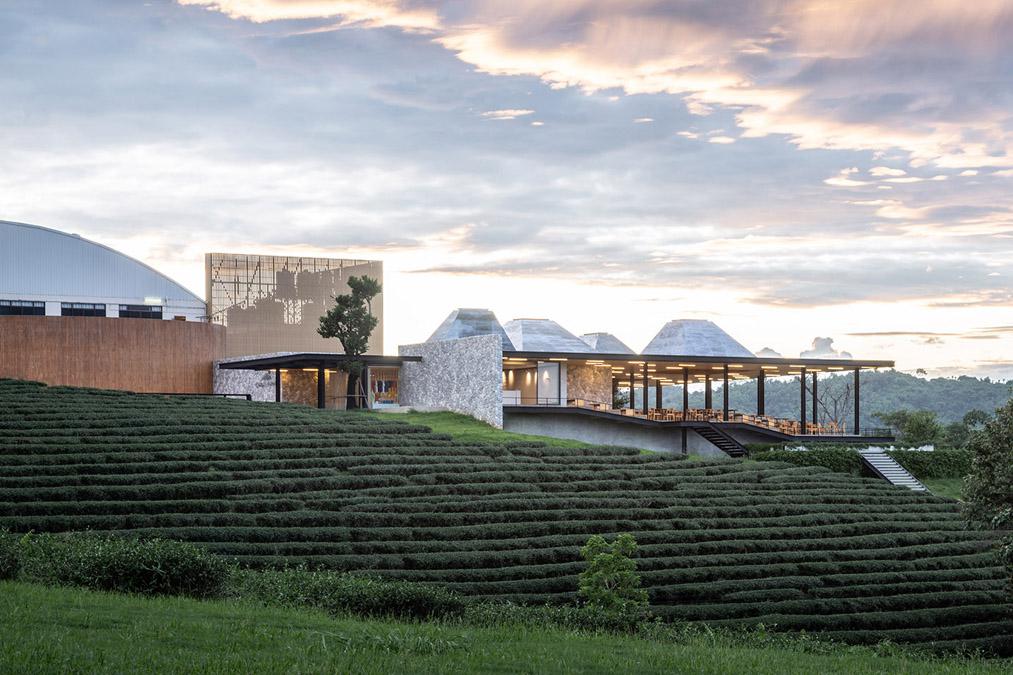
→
(2, 1, 1012, 377)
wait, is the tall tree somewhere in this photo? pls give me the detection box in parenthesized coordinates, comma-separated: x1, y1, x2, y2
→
(964, 397, 1013, 587)
(317, 276, 382, 409)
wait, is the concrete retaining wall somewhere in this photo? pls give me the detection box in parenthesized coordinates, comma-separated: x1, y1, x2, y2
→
(503, 411, 728, 457)
(399, 334, 503, 428)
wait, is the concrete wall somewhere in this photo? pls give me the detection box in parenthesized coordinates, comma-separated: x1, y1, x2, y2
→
(503, 411, 728, 457)
(399, 334, 503, 428)
(566, 364, 612, 404)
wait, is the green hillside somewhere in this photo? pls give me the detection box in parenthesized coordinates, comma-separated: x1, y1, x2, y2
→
(5, 582, 1007, 675)
(0, 379, 1010, 654)
(650, 371, 1011, 431)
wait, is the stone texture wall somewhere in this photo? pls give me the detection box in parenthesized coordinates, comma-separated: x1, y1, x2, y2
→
(282, 370, 317, 406)
(399, 334, 503, 428)
(566, 364, 612, 405)
(213, 365, 275, 402)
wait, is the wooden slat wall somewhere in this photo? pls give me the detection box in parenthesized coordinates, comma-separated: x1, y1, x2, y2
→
(0, 317, 225, 393)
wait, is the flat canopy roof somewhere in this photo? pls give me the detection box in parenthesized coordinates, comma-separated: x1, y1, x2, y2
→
(219, 353, 419, 371)
(502, 350, 894, 382)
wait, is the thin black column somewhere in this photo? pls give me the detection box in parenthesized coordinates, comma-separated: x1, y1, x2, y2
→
(274, 368, 281, 403)
(629, 373, 635, 409)
(682, 368, 689, 415)
(811, 372, 818, 431)
(317, 366, 326, 409)
(722, 364, 729, 421)
(642, 363, 649, 415)
(799, 367, 807, 434)
(611, 378, 618, 408)
(704, 375, 712, 410)
(853, 368, 861, 435)
(757, 371, 765, 416)
(655, 381, 662, 410)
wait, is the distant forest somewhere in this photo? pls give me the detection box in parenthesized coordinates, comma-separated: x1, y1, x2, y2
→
(627, 370, 1012, 430)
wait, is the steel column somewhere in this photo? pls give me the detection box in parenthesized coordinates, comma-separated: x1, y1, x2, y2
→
(682, 367, 689, 415)
(812, 372, 818, 430)
(757, 371, 765, 416)
(629, 373, 635, 409)
(854, 368, 861, 435)
(704, 375, 712, 410)
(681, 367, 689, 454)
(274, 368, 281, 403)
(611, 378, 618, 408)
(722, 364, 729, 421)
(317, 366, 326, 409)
(642, 362, 649, 415)
(800, 367, 807, 434)
(655, 380, 662, 410)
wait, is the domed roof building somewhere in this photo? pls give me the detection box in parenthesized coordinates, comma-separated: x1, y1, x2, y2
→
(0, 220, 205, 320)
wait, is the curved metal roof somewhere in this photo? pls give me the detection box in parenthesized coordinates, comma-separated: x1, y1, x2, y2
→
(580, 332, 635, 354)
(427, 308, 514, 349)
(0, 220, 203, 305)
(503, 318, 590, 352)
(641, 319, 754, 357)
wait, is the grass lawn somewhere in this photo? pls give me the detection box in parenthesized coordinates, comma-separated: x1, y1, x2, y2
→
(378, 410, 598, 448)
(1, 582, 1006, 675)
(923, 478, 965, 500)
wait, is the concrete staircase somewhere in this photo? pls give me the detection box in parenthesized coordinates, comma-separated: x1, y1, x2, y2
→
(693, 423, 747, 458)
(859, 449, 928, 492)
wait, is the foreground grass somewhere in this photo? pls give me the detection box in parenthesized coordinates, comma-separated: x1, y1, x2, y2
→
(1, 582, 1006, 675)
(381, 410, 597, 448)
(924, 478, 965, 500)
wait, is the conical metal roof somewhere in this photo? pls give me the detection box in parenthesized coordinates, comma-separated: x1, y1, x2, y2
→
(503, 318, 590, 352)
(641, 319, 754, 357)
(427, 308, 514, 350)
(580, 332, 635, 354)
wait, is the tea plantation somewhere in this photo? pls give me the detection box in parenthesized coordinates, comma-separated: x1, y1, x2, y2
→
(0, 380, 1010, 654)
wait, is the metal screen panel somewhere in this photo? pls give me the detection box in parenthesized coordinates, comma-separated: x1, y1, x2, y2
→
(206, 253, 383, 358)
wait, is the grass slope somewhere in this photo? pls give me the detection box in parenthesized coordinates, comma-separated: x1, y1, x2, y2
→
(1, 582, 1006, 675)
(0, 380, 1010, 653)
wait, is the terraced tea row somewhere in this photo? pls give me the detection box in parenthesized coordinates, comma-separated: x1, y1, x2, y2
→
(0, 379, 1009, 653)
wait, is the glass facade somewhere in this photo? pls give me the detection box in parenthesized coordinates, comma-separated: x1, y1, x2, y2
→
(0, 300, 45, 316)
(61, 302, 106, 317)
(119, 304, 163, 319)
(205, 253, 383, 358)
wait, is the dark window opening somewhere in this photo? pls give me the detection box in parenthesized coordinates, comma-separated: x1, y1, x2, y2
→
(119, 304, 163, 319)
(0, 300, 45, 316)
(61, 302, 106, 317)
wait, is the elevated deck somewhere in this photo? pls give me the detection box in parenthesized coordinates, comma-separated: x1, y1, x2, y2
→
(503, 404, 894, 457)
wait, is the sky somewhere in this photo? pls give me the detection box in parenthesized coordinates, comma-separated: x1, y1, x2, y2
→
(1, 0, 1012, 379)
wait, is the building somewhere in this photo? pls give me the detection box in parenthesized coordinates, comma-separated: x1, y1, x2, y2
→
(1, 220, 205, 320)
(206, 253, 383, 358)
(219, 307, 894, 456)
(0, 220, 222, 393)
(0, 220, 895, 456)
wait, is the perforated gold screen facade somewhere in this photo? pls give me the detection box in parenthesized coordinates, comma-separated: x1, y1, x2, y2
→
(206, 253, 383, 358)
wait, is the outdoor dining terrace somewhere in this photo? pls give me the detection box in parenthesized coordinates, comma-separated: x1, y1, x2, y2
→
(502, 350, 895, 439)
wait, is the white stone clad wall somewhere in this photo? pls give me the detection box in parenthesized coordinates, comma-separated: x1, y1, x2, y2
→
(399, 334, 503, 428)
(213, 363, 275, 402)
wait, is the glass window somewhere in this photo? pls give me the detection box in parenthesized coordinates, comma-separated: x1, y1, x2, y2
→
(0, 300, 45, 316)
(119, 304, 163, 319)
(61, 302, 106, 317)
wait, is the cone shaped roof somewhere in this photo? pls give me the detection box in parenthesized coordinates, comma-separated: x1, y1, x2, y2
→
(427, 308, 514, 350)
(503, 318, 590, 352)
(641, 319, 754, 357)
(580, 332, 635, 354)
